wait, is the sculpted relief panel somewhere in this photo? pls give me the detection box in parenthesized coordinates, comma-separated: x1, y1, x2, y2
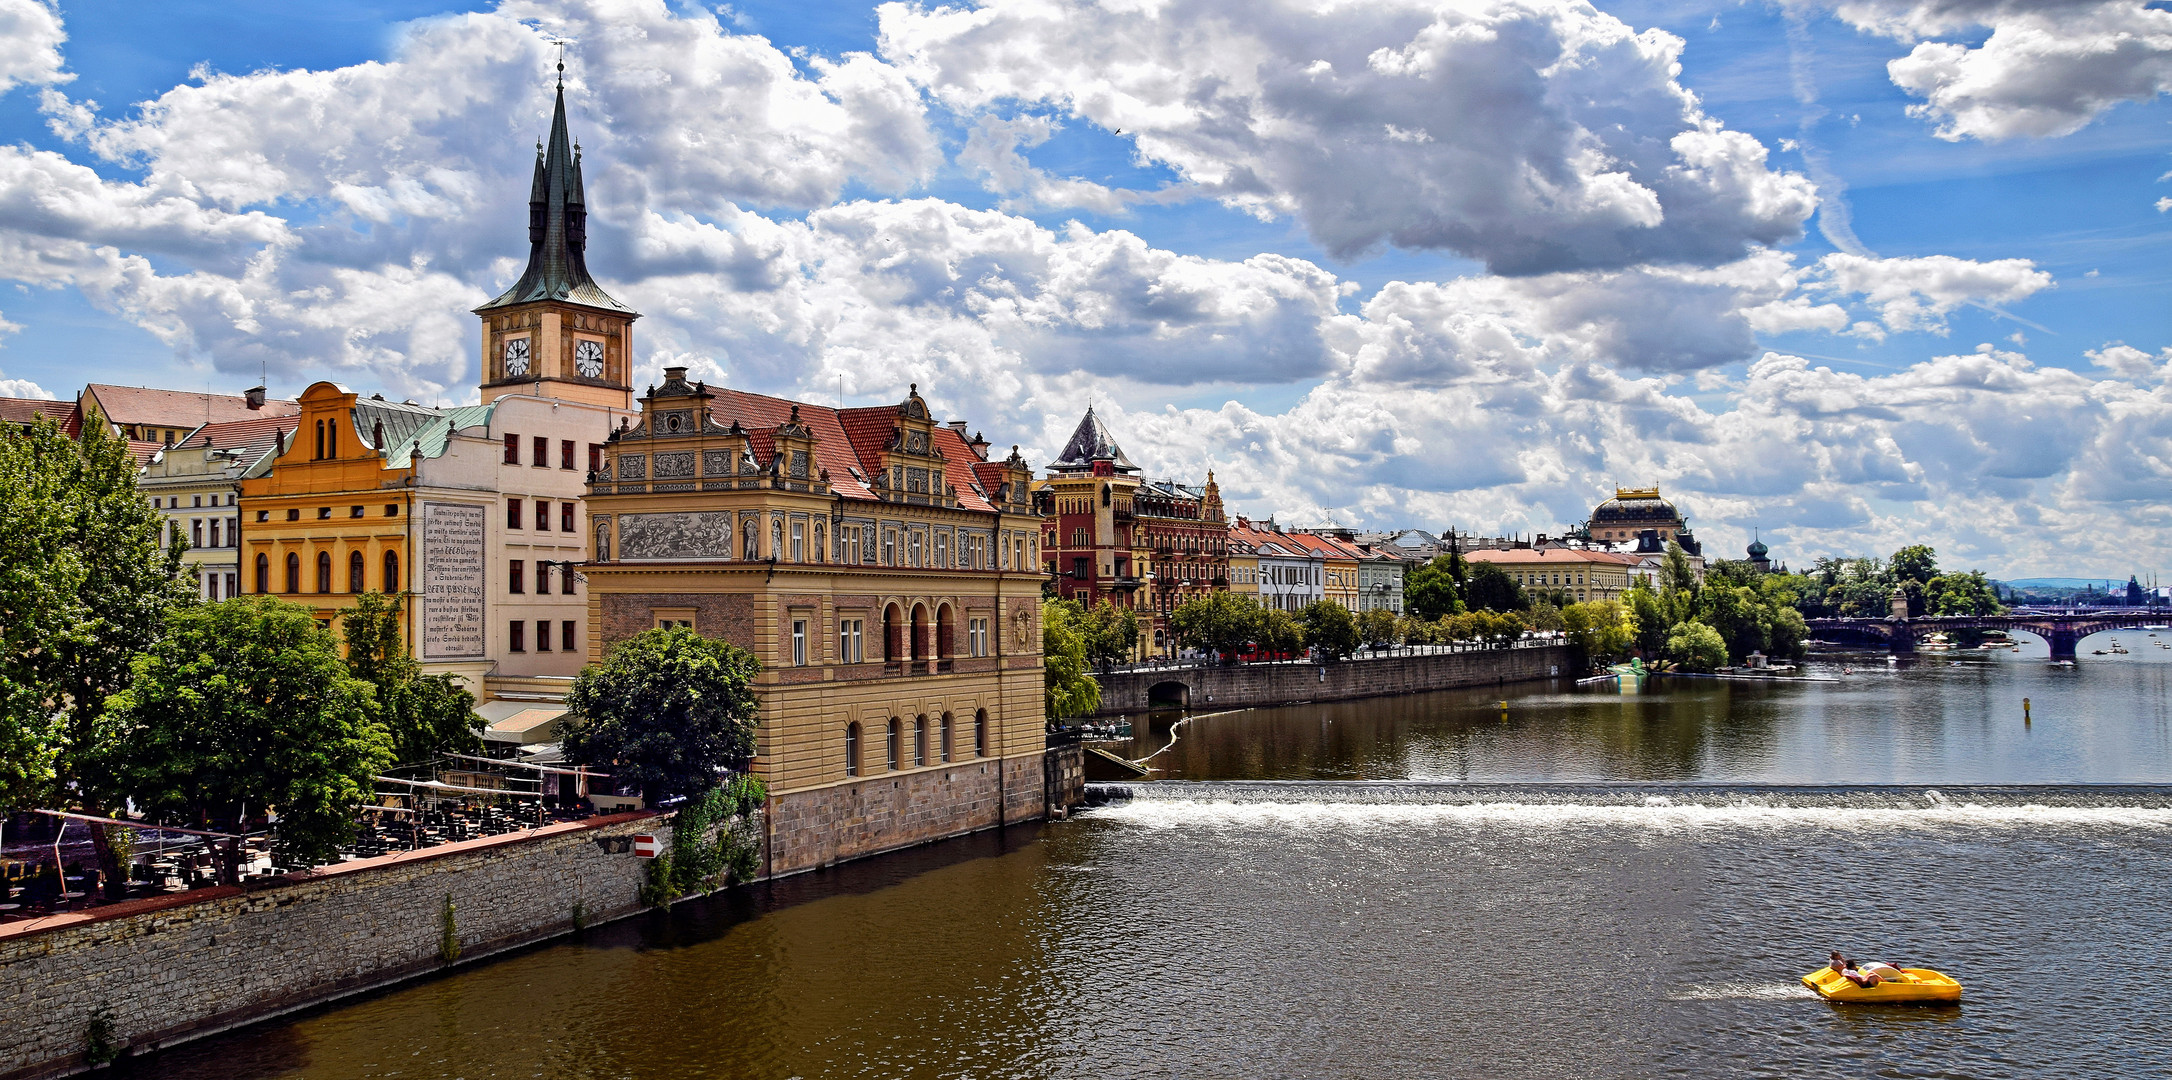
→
(618, 511, 734, 561)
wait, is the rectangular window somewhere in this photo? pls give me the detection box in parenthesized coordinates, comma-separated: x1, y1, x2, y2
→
(503, 434, 519, 465)
(562, 620, 576, 652)
(882, 530, 895, 566)
(509, 620, 525, 652)
(224, 573, 237, 598)
(791, 619, 808, 667)
(209, 519, 221, 548)
(535, 500, 549, 531)
(588, 443, 603, 474)
(656, 618, 692, 630)
(507, 497, 523, 529)
(191, 520, 203, 547)
(317, 506, 332, 519)
(533, 435, 548, 468)
(839, 618, 864, 663)
(969, 617, 989, 657)
(537, 619, 553, 651)
(561, 501, 575, 532)
(509, 560, 524, 594)
(192, 495, 202, 508)
(790, 521, 804, 562)
(536, 563, 551, 595)
(350, 505, 364, 518)
(385, 504, 399, 516)
(561, 439, 575, 470)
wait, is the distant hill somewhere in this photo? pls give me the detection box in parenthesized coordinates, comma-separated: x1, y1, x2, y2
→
(2000, 578, 2131, 589)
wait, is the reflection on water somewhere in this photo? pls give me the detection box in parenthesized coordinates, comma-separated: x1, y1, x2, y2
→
(1107, 647, 2172, 784)
(144, 650, 2172, 1079)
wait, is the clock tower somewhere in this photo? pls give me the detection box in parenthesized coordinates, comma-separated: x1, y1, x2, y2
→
(474, 70, 637, 410)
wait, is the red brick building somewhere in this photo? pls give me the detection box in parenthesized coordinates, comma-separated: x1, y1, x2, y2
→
(1035, 408, 1227, 653)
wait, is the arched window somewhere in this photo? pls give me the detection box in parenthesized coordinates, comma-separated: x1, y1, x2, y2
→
(940, 713, 953, 763)
(255, 553, 269, 595)
(910, 603, 928, 661)
(886, 719, 901, 771)
(285, 552, 301, 594)
(883, 604, 903, 663)
(348, 550, 365, 593)
(913, 716, 928, 767)
(936, 604, 955, 659)
(316, 551, 332, 594)
(974, 709, 988, 757)
(383, 550, 400, 593)
(845, 722, 861, 777)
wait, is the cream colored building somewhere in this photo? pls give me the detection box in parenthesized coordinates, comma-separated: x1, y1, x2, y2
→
(1464, 547, 1638, 604)
(142, 414, 296, 601)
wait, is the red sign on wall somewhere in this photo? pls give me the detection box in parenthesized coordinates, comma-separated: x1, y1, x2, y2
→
(631, 834, 660, 858)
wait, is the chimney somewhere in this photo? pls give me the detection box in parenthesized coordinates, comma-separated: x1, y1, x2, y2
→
(245, 385, 267, 410)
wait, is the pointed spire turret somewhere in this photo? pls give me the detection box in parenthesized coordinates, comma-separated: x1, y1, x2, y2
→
(478, 71, 632, 315)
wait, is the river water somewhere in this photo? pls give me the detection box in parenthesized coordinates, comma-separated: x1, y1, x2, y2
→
(152, 640, 2172, 1079)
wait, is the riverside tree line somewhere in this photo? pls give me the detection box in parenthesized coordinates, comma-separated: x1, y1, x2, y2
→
(1043, 538, 2006, 680)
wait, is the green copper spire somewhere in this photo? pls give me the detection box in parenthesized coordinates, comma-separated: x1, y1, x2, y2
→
(477, 67, 633, 315)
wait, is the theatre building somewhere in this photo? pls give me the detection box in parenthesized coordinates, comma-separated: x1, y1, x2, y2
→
(580, 372, 1050, 875)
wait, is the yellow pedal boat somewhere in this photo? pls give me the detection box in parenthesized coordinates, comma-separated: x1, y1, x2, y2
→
(1801, 966, 1962, 1004)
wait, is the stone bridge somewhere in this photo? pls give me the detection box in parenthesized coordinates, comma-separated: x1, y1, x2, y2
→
(1808, 608, 2169, 661)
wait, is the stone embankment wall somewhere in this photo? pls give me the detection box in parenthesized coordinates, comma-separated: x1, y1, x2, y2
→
(0, 812, 665, 1080)
(765, 744, 1086, 874)
(1091, 646, 1574, 715)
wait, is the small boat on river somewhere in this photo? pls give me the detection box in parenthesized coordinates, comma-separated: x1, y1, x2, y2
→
(1802, 965, 1962, 1004)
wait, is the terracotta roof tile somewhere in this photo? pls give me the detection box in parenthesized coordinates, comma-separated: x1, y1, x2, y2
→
(82, 384, 298, 429)
(0, 396, 76, 427)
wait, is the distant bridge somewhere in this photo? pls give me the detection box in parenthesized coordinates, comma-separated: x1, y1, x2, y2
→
(1808, 608, 2170, 661)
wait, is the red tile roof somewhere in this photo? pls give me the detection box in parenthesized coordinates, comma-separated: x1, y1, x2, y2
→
(703, 388, 996, 510)
(0, 396, 76, 428)
(1464, 548, 1639, 567)
(82, 384, 297, 430)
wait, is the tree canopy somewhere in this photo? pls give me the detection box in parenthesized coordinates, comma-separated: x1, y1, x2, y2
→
(1663, 621, 1728, 673)
(1561, 600, 1635, 664)
(1041, 599, 1102, 723)
(342, 591, 482, 765)
(563, 627, 761, 806)
(1079, 600, 1142, 670)
(1462, 562, 1528, 613)
(98, 596, 391, 867)
(1403, 555, 1466, 620)
(1299, 601, 1360, 661)
(1170, 590, 1264, 663)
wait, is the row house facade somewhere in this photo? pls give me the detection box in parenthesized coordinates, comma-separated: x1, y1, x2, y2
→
(581, 373, 1049, 875)
(1464, 547, 1638, 604)
(1229, 517, 1325, 612)
(142, 414, 298, 601)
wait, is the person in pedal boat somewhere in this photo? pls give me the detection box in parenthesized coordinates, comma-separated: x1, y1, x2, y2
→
(1829, 952, 1905, 986)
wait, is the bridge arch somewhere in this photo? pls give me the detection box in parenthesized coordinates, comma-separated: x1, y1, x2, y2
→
(1147, 680, 1191, 709)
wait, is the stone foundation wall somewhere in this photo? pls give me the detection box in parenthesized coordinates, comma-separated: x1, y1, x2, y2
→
(0, 813, 664, 1080)
(1091, 646, 1574, 714)
(767, 750, 1057, 875)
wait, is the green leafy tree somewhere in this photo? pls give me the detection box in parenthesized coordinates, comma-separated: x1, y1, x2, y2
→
(1767, 605, 1810, 660)
(1697, 585, 1770, 662)
(1660, 540, 1699, 595)
(1355, 607, 1399, 648)
(563, 627, 761, 807)
(1079, 600, 1142, 670)
(1463, 562, 1528, 613)
(1561, 600, 1636, 667)
(1299, 601, 1360, 661)
(1474, 610, 1528, 648)
(98, 596, 391, 870)
(1258, 607, 1306, 657)
(1524, 599, 1564, 634)
(1889, 545, 1939, 617)
(1663, 621, 1729, 673)
(1403, 555, 1465, 620)
(1040, 599, 1101, 723)
(1625, 579, 1670, 659)
(1171, 590, 1264, 663)
(342, 592, 481, 765)
(1, 416, 191, 893)
(1926, 571, 2003, 616)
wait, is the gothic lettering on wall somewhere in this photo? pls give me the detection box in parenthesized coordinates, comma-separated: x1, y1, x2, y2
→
(618, 512, 734, 560)
(421, 502, 486, 659)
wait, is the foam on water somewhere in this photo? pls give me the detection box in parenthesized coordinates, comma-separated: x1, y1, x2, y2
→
(1079, 782, 2172, 832)
(1664, 983, 1818, 1002)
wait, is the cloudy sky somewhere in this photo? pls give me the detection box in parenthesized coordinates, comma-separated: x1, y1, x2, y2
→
(0, 0, 2167, 578)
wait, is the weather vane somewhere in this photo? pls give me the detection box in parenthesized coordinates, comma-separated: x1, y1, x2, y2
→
(546, 36, 578, 88)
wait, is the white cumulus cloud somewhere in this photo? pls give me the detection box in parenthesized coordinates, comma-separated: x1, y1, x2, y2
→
(879, 0, 1818, 273)
(0, 0, 68, 95)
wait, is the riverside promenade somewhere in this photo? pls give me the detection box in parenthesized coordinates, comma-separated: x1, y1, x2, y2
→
(1090, 643, 1574, 715)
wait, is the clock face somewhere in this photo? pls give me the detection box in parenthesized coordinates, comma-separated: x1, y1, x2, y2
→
(503, 337, 530, 377)
(575, 339, 605, 378)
